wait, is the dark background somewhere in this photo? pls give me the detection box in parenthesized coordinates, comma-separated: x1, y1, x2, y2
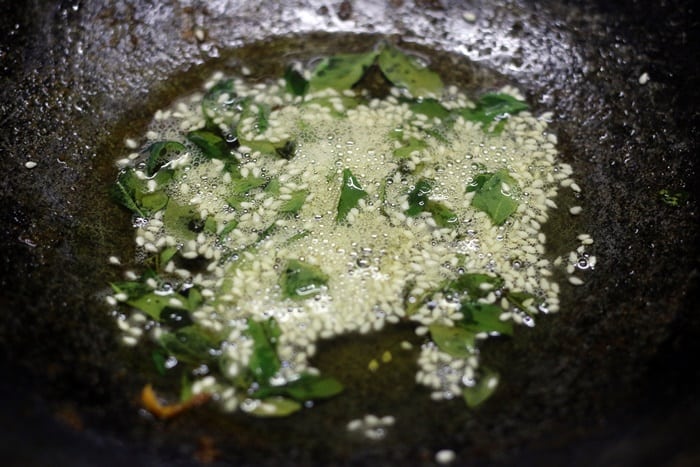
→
(1, 1, 698, 465)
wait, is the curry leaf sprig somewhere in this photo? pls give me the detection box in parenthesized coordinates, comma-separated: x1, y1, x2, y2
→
(113, 260, 344, 417)
(242, 317, 344, 417)
(467, 169, 520, 225)
(409, 271, 542, 407)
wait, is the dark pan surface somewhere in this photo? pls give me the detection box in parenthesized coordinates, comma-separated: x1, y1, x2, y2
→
(1, 1, 698, 465)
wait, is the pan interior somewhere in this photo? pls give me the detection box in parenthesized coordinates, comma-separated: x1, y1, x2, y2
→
(96, 35, 590, 463)
(1, 1, 698, 464)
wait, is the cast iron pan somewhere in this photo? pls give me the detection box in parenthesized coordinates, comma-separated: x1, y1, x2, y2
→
(1, 0, 698, 465)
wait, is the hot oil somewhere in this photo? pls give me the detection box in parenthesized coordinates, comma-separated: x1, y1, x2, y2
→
(95, 33, 588, 463)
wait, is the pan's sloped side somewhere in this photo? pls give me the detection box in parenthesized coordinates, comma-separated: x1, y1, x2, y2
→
(1, 0, 698, 465)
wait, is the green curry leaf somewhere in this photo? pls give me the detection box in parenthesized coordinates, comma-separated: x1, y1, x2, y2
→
(377, 46, 443, 97)
(126, 292, 174, 320)
(468, 169, 519, 225)
(460, 302, 513, 336)
(159, 326, 220, 364)
(218, 220, 239, 240)
(408, 98, 451, 119)
(309, 51, 378, 91)
(426, 201, 459, 228)
(110, 280, 150, 300)
(162, 198, 201, 240)
(457, 93, 528, 127)
(151, 349, 167, 376)
(406, 178, 434, 217)
(226, 175, 267, 209)
(284, 66, 309, 96)
(110, 168, 146, 217)
(159, 246, 178, 269)
(248, 397, 302, 417)
(445, 273, 504, 299)
(160, 307, 194, 329)
(180, 373, 194, 402)
(405, 178, 458, 227)
(463, 367, 500, 408)
(393, 137, 427, 159)
(186, 287, 204, 311)
(139, 190, 169, 213)
(187, 129, 231, 160)
(230, 175, 267, 196)
(253, 373, 344, 401)
(505, 290, 540, 316)
(429, 324, 476, 358)
(246, 318, 282, 382)
(145, 141, 187, 176)
(336, 168, 368, 222)
(280, 259, 329, 300)
(280, 189, 309, 214)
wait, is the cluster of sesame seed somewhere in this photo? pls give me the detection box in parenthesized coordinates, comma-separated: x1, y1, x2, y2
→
(106, 64, 594, 418)
(416, 341, 476, 401)
(346, 414, 396, 440)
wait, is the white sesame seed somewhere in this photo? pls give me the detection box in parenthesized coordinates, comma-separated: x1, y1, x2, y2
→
(462, 11, 476, 22)
(347, 419, 362, 431)
(435, 449, 456, 464)
(114, 293, 128, 302)
(121, 335, 138, 346)
(568, 276, 584, 286)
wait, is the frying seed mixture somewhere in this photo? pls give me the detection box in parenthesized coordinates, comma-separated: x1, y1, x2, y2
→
(107, 45, 595, 420)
